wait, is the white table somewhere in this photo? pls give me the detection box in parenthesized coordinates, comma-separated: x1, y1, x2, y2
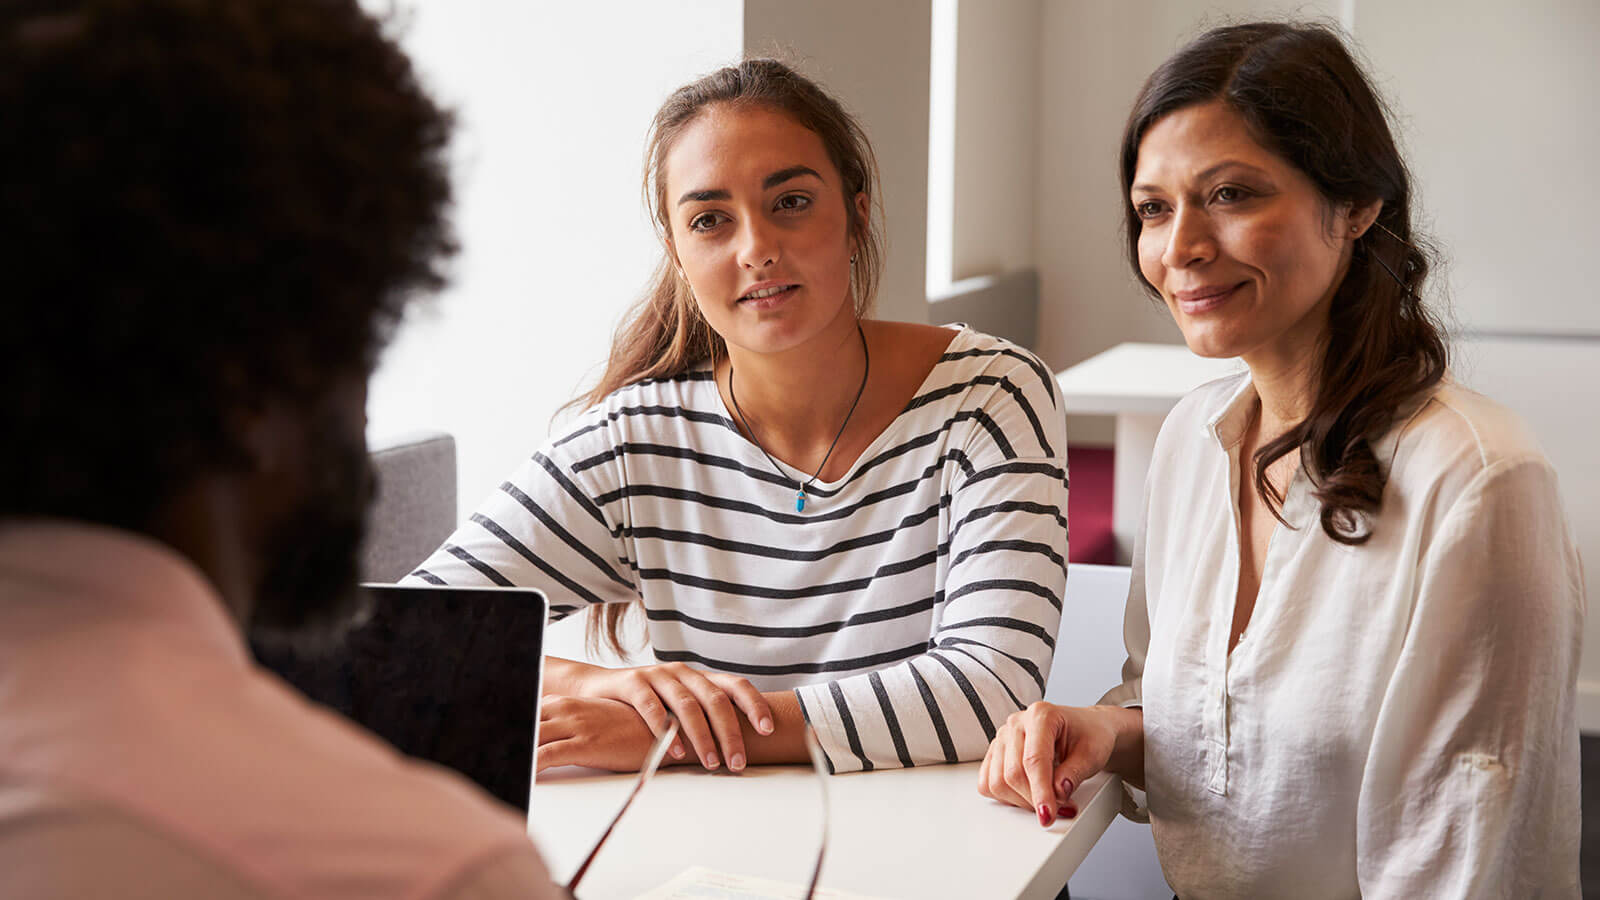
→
(529, 762, 1122, 899)
(1056, 342, 1244, 564)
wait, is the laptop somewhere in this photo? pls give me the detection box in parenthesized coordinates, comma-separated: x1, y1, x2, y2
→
(252, 583, 548, 813)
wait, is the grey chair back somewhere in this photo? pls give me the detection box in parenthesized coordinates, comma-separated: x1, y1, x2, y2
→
(361, 431, 457, 583)
(1045, 563, 1133, 706)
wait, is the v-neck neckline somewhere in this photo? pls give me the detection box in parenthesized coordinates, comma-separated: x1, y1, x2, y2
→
(706, 325, 972, 495)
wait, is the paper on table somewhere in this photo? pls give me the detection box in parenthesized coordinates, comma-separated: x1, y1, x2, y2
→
(632, 865, 894, 900)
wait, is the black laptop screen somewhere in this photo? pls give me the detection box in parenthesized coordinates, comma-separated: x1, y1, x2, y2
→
(251, 583, 547, 813)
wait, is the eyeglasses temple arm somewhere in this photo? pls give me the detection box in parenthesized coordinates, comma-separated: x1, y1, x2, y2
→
(802, 726, 830, 900)
(563, 716, 681, 896)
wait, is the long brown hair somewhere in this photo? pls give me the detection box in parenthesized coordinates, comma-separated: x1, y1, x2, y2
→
(577, 58, 885, 653)
(1120, 22, 1448, 544)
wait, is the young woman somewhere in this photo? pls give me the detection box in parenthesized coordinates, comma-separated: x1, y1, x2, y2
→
(978, 22, 1582, 897)
(408, 60, 1067, 776)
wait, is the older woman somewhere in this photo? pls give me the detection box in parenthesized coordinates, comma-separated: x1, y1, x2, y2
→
(979, 22, 1581, 898)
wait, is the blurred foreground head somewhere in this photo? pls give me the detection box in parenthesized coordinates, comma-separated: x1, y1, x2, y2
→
(0, 0, 456, 637)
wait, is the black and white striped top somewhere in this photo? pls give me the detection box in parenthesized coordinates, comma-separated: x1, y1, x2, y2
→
(406, 326, 1068, 773)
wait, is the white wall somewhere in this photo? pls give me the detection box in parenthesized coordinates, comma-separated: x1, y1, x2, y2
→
(949, 0, 1041, 284)
(1356, 0, 1600, 337)
(365, 1, 743, 518)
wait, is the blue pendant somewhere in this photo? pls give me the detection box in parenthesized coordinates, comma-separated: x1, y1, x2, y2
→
(795, 490, 807, 512)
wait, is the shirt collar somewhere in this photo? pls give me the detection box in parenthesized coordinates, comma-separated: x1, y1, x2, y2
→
(0, 519, 249, 667)
(1203, 373, 1259, 450)
(1198, 370, 1446, 516)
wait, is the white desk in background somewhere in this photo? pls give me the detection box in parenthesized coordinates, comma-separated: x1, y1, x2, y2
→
(1056, 342, 1244, 564)
(529, 762, 1121, 899)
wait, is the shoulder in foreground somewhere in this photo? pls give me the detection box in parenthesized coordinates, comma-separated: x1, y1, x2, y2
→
(1395, 378, 1552, 474)
(241, 682, 531, 860)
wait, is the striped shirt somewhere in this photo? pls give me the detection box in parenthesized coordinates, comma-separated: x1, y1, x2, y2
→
(407, 326, 1068, 773)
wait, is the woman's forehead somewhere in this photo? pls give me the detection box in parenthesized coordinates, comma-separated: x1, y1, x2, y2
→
(1133, 101, 1281, 185)
(664, 104, 836, 194)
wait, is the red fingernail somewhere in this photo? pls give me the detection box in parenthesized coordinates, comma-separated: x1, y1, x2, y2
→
(1059, 778, 1074, 798)
(1057, 806, 1071, 818)
(1064, 805, 1078, 818)
(1037, 803, 1054, 827)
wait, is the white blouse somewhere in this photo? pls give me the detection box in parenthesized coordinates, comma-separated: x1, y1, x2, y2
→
(1102, 373, 1583, 899)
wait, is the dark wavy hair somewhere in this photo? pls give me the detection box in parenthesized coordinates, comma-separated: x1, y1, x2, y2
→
(0, 0, 455, 530)
(1120, 21, 1448, 543)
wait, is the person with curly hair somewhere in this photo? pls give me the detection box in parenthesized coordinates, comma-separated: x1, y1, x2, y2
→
(978, 22, 1581, 898)
(0, 2, 560, 897)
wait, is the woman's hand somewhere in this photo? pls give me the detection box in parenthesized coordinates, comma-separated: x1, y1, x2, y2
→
(567, 661, 774, 772)
(978, 702, 1128, 826)
(536, 695, 666, 773)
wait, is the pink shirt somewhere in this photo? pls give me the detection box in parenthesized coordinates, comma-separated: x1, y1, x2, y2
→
(0, 521, 559, 900)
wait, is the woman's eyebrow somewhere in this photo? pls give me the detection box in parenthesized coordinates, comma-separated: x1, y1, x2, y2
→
(1133, 159, 1272, 195)
(677, 187, 730, 205)
(1195, 159, 1270, 181)
(678, 165, 824, 205)
(763, 165, 822, 189)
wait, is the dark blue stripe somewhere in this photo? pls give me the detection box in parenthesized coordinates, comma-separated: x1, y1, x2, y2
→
(949, 539, 1066, 572)
(499, 481, 634, 590)
(830, 682, 874, 772)
(589, 449, 974, 525)
(652, 643, 925, 677)
(410, 568, 447, 586)
(467, 514, 611, 606)
(794, 691, 837, 775)
(927, 651, 997, 740)
(937, 616, 1057, 650)
(869, 671, 915, 769)
(960, 460, 1065, 492)
(949, 501, 1067, 545)
(938, 346, 1058, 407)
(531, 452, 609, 528)
(552, 403, 740, 449)
(937, 637, 1046, 696)
(621, 501, 940, 562)
(908, 661, 959, 764)
(635, 550, 937, 600)
(443, 544, 513, 587)
(944, 578, 1063, 612)
(644, 595, 938, 638)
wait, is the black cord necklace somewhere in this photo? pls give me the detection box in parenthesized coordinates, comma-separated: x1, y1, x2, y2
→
(728, 322, 870, 513)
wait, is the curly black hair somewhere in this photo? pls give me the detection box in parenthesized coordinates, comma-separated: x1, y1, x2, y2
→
(0, 0, 455, 530)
